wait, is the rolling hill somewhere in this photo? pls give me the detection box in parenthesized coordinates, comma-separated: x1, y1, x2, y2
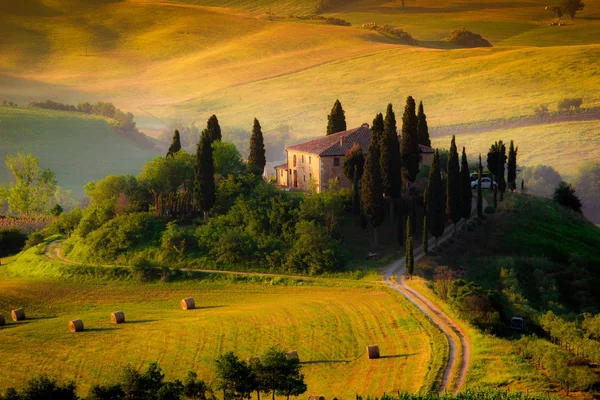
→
(0, 107, 157, 193)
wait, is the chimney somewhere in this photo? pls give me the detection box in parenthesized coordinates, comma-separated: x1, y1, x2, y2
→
(340, 135, 344, 146)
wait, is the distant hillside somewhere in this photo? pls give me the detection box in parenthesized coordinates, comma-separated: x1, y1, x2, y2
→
(0, 107, 157, 193)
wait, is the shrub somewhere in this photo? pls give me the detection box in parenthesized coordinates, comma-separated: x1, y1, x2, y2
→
(446, 28, 492, 47)
(284, 221, 343, 275)
(362, 23, 417, 45)
(553, 181, 582, 213)
(24, 231, 45, 250)
(160, 222, 189, 261)
(47, 208, 83, 236)
(484, 205, 496, 214)
(557, 97, 583, 111)
(0, 228, 27, 257)
(129, 256, 156, 282)
(50, 204, 63, 216)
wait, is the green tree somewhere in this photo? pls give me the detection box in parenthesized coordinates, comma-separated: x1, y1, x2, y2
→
(326, 99, 347, 136)
(212, 141, 246, 177)
(557, 0, 585, 19)
(215, 352, 253, 400)
(446, 136, 462, 231)
(571, 161, 600, 224)
(50, 204, 64, 216)
(423, 214, 428, 255)
(487, 140, 507, 201)
(206, 115, 222, 142)
(460, 147, 472, 221)
(405, 216, 414, 279)
(3, 153, 57, 215)
(477, 154, 483, 218)
(427, 150, 445, 248)
(371, 113, 384, 149)
(195, 131, 216, 221)
(400, 96, 420, 186)
(259, 346, 306, 400)
(183, 371, 211, 400)
(553, 181, 582, 213)
(361, 140, 385, 247)
(342, 143, 365, 215)
(380, 103, 402, 231)
(166, 130, 182, 157)
(507, 140, 518, 191)
(416, 101, 431, 147)
(247, 118, 266, 175)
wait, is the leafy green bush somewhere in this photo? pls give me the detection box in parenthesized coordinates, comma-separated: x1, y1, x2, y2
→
(553, 181, 582, 213)
(0, 228, 27, 257)
(129, 256, 157, 282)
(160, 222, 192, 262)
(284, 221, 343, 275)
(24, 231, 45, 250)
(50, 204, 63, 216)
(47, 208, 83, 236)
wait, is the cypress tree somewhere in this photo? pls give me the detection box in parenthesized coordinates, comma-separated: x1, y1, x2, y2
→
(166, 129, 182, 157)
(397, 204, 404, 248)
(206, 115, 222, 142)
(487, 140, 507, 201)
(460, 147, 472, 221)
(446, 136, 462, 232)
(371, 113, 384, 149)
(361, 140, 385, 248)
(507, 140, 518, 192)
(405, 216, 414, 279)
(427, 150, 446, 249)
(477, 154, 483, 218)
(194, 130, 216, 221)
(343, 143, 365, 215)
(416, 101, 431, 147)
(380, 104, 402, 231)
(326, 99, 347, 136)
(248, 118, 266, 175)
(400, 96, 420, 186)
(423, 214, 428, 256)
(499, 142, 507, 201)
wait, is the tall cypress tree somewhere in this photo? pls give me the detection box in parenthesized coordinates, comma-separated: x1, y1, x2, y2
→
(423, 214, 428, 256)
(206, 115, 222, 142)
(427, 150, 446, 249)
(248, 118, 266, 176)
(416, 101, 431, 147)
(405, 216, 414, 279)
(194, 130, 216, 221)
(326, 99, 347, 136)
(371, 113, 384, 148)
(400, 96, 420, 186)
(361, 141, 385, 248)
(507, 140, 518, 192)
(477, 154, 483, 218)
(166, 129, 182, 157)
(380, 104, 402, 231)
(446, 136, 462, 232)
(487, 140, 507, 201)
(460, 147, 472, 221)
(343, 143, 364, 215)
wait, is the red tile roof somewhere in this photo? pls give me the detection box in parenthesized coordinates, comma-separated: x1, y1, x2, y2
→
(286, 125, 372, 156)
(274, 163, 288, 170)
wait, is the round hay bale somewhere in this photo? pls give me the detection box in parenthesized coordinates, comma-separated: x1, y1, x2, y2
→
(286, 350, 299, 360)
(11, 308, 25, 322)
(69, 319, 84, 333)
(0, 314, 5, 326)
(309, 397, 326, 400)
(366, 345, 380, 359)
(181, 297, 195, 310)
(111, 311, 125, 324)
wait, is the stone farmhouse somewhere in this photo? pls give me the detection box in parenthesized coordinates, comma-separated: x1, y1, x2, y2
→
(274, 124, 434, 193)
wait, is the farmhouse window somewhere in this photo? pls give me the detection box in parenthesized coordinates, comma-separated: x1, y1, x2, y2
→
(309, 156, 311, 164)
(293, 155, 297, 167)
(302, 155, 305, 163)
(334, 157, 340, 166)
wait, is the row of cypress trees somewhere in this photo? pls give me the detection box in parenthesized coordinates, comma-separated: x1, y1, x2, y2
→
(165, 115, 267, 220)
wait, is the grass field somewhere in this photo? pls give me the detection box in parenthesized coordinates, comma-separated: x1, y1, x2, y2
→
(431, 120, 600, 179)
(0, 243, 448, 397)
(0, 107, 157, 193)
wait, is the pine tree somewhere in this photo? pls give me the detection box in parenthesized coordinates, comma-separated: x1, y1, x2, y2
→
(416, 101, 431, 147)
(194, 130, 216, 221)
(423, 215, 428, 256)
(400, 96, 420, 185)
(507, 140, 518, 191)
(405, 216, 414, 279)
(166, 129, 182, 157)
(326, 99, 347, 136)
(371, 113, 384, 148)
(380, 104, 402, 231)
(248, 118, 266, 175)
(361, 140, 385, 248)
(446, 136, 462, 232)
(460, 147, 472, 221)
(206, 115, 222, 142)
(477, 154, 483, 218)
(427, 150, 446, 249)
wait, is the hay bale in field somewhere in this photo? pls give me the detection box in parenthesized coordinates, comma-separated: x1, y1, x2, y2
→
(309, 397, 326, 400)
(11, 308, 25, 321)
(181, 297, 195, 310)
(286, 350, 299, 361)
(0, 314, 5, 326)
(69, 319, 84, 333)
(111, 311, 125, 324)
(366, 345, 380, 359)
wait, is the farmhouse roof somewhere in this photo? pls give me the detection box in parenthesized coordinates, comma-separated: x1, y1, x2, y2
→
(286, 125, 372, 156)
(274, 163, 288, 170)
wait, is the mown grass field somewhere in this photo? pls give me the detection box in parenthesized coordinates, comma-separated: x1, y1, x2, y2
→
(431, 120, 600, 179)
(0, 244, 447, 397)
(0, 107, 156, 193)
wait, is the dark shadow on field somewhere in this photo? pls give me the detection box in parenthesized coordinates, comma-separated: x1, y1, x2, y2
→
(27, 316, 58, 320)
(416, 41, 461, 50)
(0, 324, 20, 330)
(199, 305, 226, 310)
(301, 359, 352, 365)
(379, 353, 417, 359)
(85, 327, 119, 332)
(124, 319, 158, 324)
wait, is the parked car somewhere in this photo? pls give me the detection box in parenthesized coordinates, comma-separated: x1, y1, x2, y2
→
(470, 173, 491, 182)
(471, 177, 497, 189)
